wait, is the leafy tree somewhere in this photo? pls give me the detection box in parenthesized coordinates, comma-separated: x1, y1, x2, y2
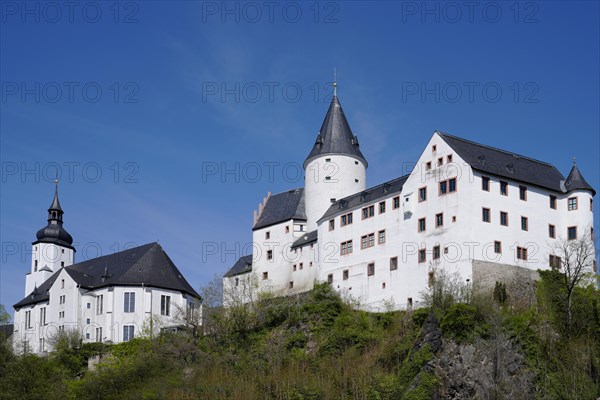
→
(0, 305, 10, 324)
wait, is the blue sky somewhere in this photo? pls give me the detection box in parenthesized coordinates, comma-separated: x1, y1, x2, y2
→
(1, 1, 599, 316)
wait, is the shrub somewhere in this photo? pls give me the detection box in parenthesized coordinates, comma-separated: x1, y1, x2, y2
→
(440, 303, 480, 342)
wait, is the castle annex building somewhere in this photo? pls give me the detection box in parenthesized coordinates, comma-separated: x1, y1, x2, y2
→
(12, 186, 201, 354)
(223, 91, 596, 311)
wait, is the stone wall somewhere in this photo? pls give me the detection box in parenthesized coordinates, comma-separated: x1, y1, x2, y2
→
(472, 260, 540, 306)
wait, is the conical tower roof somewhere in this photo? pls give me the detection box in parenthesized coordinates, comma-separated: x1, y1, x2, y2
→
(565, 164, 596, 196)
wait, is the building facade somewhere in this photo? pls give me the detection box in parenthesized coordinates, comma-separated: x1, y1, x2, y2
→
(224, 92, 596, 311)
(12, 186, 201, 354)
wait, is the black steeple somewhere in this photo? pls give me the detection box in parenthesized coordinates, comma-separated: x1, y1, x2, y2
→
(34, 180, 75, 250)
(565, 161, 596, 196)
(304, 91, 368, 168)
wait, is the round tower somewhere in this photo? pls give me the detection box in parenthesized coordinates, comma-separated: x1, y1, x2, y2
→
(303, 91, 367, 231)
(563, 162, 595, 246)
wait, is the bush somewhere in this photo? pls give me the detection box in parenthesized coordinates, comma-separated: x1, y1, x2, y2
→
(440, 303, 481, 342)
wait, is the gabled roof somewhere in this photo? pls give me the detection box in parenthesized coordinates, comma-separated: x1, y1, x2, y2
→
(291, 230, 318, 250)
(224, 254, 253, 278)
(319, 174, 409, 223)
(14, 242, 200, 309)
(438, 132, 566, 192)
(253, 188, 306, 230)
(565, 165, 596, 196)
(304, 95, 367, 168)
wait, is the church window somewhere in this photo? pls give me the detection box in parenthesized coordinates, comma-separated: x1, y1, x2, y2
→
(161, 295, 171, 316)
(61, 279, 64, 288)
(34, 260, 38, 271)
(40, 307, 46, 326)
(390, 257, 398, 271)
(25, 311, 31, 329)
(123, 325, 134, 342)
(418, 218, 426, 232)
(418, 187, 427, 202)
(393, 196, 400, 209)
(367, 263, 375, 276)
(267, 250, 273, 260)
(124, 292, 135, 313)
(568, 226, 577, 240)
(549, 195, 557, 209)
(568, 197, 578, 211)
(591, 199, 593, 211)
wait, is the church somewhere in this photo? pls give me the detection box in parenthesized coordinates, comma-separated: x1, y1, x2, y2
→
(223, 86, 596, 311)
(12, 185, 201, 354)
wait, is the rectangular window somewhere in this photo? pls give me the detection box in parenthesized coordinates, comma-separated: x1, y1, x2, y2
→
(267, 250, 273, 260)
(521, 216, 528, 231)
(390, 257, 398, 271)
(549, 195, 557, 209)
(433, 245, 440, 260)
(289, 281, 294, 289)
(340, 212, 353, 226)
(379, 201, 386, 214)
(40, 307, 46, 326)
(568, 226, 577, 240)
(87, 303, 91, 309)
(482, 176, 490, 191)
(436, 213, 443, 227)
(25, 311, 31, 329)
(447, 154, 453, 163)
(96, 295, 103, 315)
(265, 231, 270, 239)
(299, 262, 303, 270)
(161, 295, 171, 316)
(329, 220, 334, 231)
(449, 178, 457, 192)
(439, 180, 447, 195)
(361, 205, 375, 219)
(340, 240, 353, 255)
(361, 233, 375, 249)
(568, 197, 578, 211)
(378, 230, 386, 244)
(516, 247, 528, 260)
(418, 217, 426, 232)
(123, 326, 134, 342)
(437, 157, 443, 167)
(500, 181, 508, 196)
(124, 292, 135, 313)
(500, 211, 508, 226)
(549, 255, 562, 269)
(591, 199, 593, 211)
(418, 248, 426, 263)
(393, 196, 400, 209)
(426, 161, 432, 170)
(285, 226, 290, 233)
(439, 178, 457, 195)
(482, 208, 491, 223)
(367, 263, 375, 276)
(343, 269, 349, 280)
(262, 272, 268, 280)
(549, 224, 556, 239)
(432, 145, 437, 152)
(519, 185, 527, 201)
(86, 318, 90, 324)
(327, 274, 333, 284)
(419, 187, 427, 202)
(61, 279, 65, 289)
(494, 241, 502, 254)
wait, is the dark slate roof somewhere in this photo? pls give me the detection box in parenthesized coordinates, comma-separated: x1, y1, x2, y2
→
(223, 255, 253, 278)
(14, 243, 200, 309)
(291, 230, 318, 250)
(304, 95, 367, 168)
(253, 188, 306, 230)
(565, 165, 596, 196)
(438, 132, 566, 192)
(319, 174, 409, 223)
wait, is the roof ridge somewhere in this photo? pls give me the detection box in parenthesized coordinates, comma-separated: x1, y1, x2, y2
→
(437, 131, 557, 168)
(332, 173, 410, 204)
(65, 242, 157, 271)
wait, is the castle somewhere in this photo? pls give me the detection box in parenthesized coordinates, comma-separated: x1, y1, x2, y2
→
(223, 89, 596, 311)
(12, 185, 201, 354)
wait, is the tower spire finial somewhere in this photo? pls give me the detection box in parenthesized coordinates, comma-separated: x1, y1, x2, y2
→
(333, 67, 337, 97)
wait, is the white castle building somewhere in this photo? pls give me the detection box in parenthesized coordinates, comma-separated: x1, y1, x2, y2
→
(224, 90, 596, 310)
(12, 185, 201, 354)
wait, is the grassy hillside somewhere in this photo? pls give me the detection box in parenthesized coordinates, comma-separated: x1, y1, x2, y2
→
(0, 271, 598, 400)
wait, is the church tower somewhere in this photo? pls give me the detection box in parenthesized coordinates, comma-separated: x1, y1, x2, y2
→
(25, 181, 75, 295)
(303, 86, 368, 230)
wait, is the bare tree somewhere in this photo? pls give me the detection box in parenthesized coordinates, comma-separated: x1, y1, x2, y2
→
(549, 229, 596, 334)
(420, 261, 471, 310)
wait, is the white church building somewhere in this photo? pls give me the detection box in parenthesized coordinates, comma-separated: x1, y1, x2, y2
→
(224, 89, 596, 311)
(12, 186, 201, 354)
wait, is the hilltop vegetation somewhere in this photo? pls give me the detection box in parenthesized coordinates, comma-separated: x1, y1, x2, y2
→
(0, 271, 599, 400)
